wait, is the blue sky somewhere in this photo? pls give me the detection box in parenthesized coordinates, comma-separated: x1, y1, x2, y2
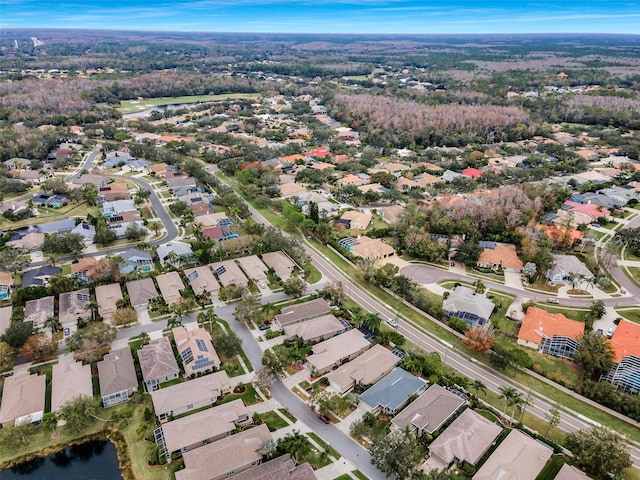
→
(2, 0, 640, 34)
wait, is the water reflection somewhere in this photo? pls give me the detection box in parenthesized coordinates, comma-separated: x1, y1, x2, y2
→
(2, 440, 121, 479)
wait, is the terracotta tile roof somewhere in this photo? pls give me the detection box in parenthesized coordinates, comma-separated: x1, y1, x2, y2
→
(462, 167, 483, 179)
(609, 319, 640, 362)
(478, 244, 523, 270)
(518, 306, 584, 345)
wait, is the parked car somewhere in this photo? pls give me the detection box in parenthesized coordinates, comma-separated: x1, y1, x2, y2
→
(259, 323, 271, 331)
(318, 414, 331, 424)
(596, 329, 604, 335)
(547, 297, 560, 304)
(387, 318, 398, 328)
(607, 328, 614, 338)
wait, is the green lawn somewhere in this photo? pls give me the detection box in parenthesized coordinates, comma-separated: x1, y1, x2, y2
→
(615, 308, 640, 324)
(352, 471, 369, 480)
(0, 202, 99, 229)
(535, 455, 566, 480)
(438, 280, 473, 290)
(259, 411, 289, 431)
(117, 93, 261, 113)
(531, 303, 591, 323)
(223, 384, 260, 405)
(278, 408, 297, 424)
(307, 432, 341, 460)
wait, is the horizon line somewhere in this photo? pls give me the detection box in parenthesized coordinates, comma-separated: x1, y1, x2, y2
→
(2, 27, 640, 37)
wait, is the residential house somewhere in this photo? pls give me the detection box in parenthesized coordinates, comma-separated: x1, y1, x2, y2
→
(384, 162, 410, 176)
(51, 361, 93, 412)
(155, 399, 251, 460)
(562, 200, 610, 221)
(138, 337, 181, 391)
(157, 242, 193, 266)
(570, 192, 625, 209)
(58, 288, 91, 337)
(95, 283, 124, 322)
(101, 199, 137, 217)
(184, 266, 220, 300)
(391, 384, 465, 436)
(325, 344, 400, 395)
(284, 314, 347, 343)
(275, 298, 331, 327)
(546, 254, 594, 284)
(166, 176, 198, 194)
(202, 225, 241, 242)
(97, 347, 139, 407)
(70, 257, 99, 284)
(156, 272, 186, 305)
(261, 251, 297, 281)
(235, 255, 268, 284)
(196, 212, 233, 228)
(337, 210, 373, 230)
(357, 183, 387, 195)
(228, 455, 316, 480)
(396, 177, 422, 190)
(7, 232, 45, 251)
(0, 272, 12, 300)
(338, 174, 370, 187)
(359, 368, 427, 414)
(107, 209, 145, 239)
(538, 225, 584, 248)
(210, 260, 249, 287)
(461, 167, 483, 179)
(426, 408, 502, 471)
(338, 236, 396, 261)
(443, 286, 495, 327)
(517, 306, 584, 359)
(173, 326, 221, 375)
(151, 371, 232, 421)
(472, 430, 552, 480)
(279, 182, 309, 198)
(307, 329, 371, 375)
(119, 248, 154, 274)
(0, 373, 46, 426)
(442, 170, 464, 182)
(0, 306, 11, 337)
(98, 182, 131, 203)
(477, 243, 523, 272)
(555, 464, 591, 480)
(149, 163, 169, 176)
(126, 278, 159, 309)
(415, 172, 443, 187)
(32, 193, 68, 208)
(601, 319, 640, 394)
(24, 296, 55, 330)
(21, 266, 60, 287)
(175, 424, 272, 480)
(12, 170, 50, 184)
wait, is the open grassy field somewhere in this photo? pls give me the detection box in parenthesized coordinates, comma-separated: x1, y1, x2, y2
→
(117, 93, 261, 114)
(0, 202, 100, 230)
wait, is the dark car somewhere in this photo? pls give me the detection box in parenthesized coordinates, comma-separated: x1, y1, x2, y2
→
(318, 414, 331, 424)
(259, 324, 271, 331)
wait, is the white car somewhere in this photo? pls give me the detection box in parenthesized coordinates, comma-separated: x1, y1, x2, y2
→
(387, 319, 398, 328)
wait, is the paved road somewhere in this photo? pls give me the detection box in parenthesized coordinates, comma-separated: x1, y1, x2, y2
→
(110, 174, 178, 246)
(225, 177, 640, 467)
(27, 173, 179, 269)
(115, 298, 386, 479)
(71, 149, 102, 178)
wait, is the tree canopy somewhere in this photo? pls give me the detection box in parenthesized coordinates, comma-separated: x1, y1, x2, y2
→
(565, 426, 631, 479)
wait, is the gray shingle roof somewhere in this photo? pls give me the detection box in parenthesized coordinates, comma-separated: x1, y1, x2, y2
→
(360, 368, 427, 412)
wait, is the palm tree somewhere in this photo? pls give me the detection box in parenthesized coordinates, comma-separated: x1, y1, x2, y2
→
(511, 392, 525, 419)
(139, 332, 150, 346)
(470, 380, 487, 398)
(474, 279, 486, 294)
(85, 299, 99, 322)
(498, 386, 517, 417)
(278, 430, 310, 462)
(44, 316, 61, 333)
(258, 439, 276, 460)
(148, 221, 162, 237)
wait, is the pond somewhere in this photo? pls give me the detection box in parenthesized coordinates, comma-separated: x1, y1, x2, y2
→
(1, 440, 122, 480)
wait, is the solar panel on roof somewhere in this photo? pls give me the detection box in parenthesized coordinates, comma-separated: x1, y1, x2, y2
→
(187, 270, 199, 281)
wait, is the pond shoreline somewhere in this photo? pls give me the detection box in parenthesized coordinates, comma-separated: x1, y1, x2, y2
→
(1, 428, 134, 480)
